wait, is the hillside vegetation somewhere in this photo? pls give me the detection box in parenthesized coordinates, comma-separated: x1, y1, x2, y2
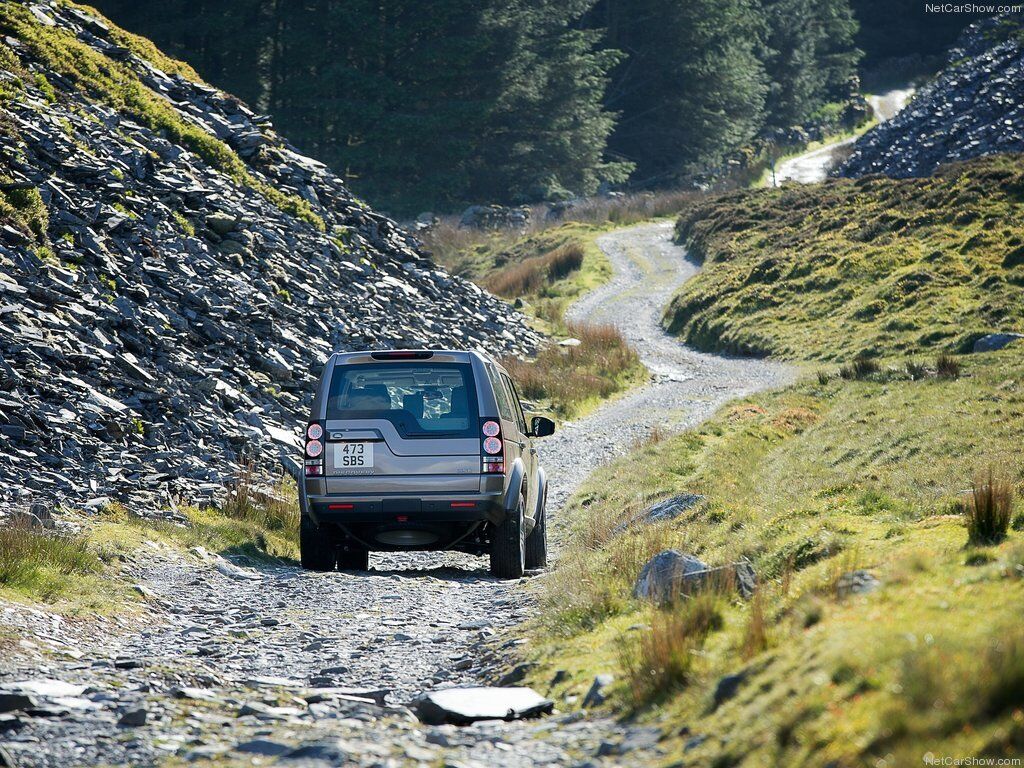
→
(528, 153, 1024, 765)
(93, 0, 864, 212)
(665, 154, 1024, 360)
(529, 346, 1024, 766)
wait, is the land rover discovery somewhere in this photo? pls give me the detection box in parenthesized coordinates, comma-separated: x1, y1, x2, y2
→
(298, 350, 555, 579)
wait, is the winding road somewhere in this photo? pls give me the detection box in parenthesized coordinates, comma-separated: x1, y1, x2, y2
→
(772, 86, 915, 185)
(2, 223, 791, 768)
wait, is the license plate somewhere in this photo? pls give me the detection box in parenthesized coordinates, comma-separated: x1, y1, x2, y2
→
(334, 442, 373, 471)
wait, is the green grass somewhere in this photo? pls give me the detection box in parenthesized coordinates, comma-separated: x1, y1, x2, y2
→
(0, 523, 113, 608)
(528, 346, 1024, 766)
(1, 475, 299, 617)
(0, 3, 323, 230)
(666, 154, 1024, 360)
(94, 474, 300, 564)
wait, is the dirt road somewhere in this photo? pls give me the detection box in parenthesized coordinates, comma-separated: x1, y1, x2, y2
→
(771, 87, 916, 185)
(1, 222, 790, 768)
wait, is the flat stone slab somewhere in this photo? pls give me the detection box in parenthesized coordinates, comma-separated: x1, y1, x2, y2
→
(414, 686, 553, 725)
(0, 680, 86, 699)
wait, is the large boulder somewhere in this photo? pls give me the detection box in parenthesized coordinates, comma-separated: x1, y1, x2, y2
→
(973, 333, 1024, 353)
(633, 550, 757, 602)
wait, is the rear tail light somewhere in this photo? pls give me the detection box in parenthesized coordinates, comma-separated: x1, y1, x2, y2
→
(480, 417, 504, 473)
(305, 421, 325, 476)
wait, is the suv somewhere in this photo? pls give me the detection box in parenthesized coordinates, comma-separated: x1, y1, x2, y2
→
(298, 349, 555, 579)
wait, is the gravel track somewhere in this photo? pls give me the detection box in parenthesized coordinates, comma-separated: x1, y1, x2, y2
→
(772, 87, 916, 184)
(2, 222, 790, 767)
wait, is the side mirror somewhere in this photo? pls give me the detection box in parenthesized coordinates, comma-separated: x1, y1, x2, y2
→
(530, 416, 555, 438)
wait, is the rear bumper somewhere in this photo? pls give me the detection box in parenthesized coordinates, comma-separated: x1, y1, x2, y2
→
(305, 491, 505, 525)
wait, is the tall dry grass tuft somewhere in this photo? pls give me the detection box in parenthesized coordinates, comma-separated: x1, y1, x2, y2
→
(741, 590, 768, 660)
(222, 464, 300, 541)
(936, 353, 961, 380)
(906, 359, 928, 380)
(965, 468, 1014, 545)
(0, 518, 100, 598)
(501, 321, 641, 416)
(619, 593, 724, 706)
(483, 242, 585, 298)
(839, 356, 880, 380)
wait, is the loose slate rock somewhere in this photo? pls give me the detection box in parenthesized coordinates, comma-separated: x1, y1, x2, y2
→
(281, 740, 351, 763)
(835, 569, 881, 597)
(414, 686, 553, 725)
(117, 706, 148, 727)
(234, 739, 292, 756)
(582, 674, 614, 708)
(614, 494, 705, 534)
(0, 693, 35, 713)
(633, 550, 757, 602)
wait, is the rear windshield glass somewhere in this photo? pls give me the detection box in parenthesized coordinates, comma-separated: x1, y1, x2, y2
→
(326, 362, 478, 438)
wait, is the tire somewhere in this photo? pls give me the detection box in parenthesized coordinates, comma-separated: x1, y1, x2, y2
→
(337, 546, 369, 571)
(300, 516, 336, 572)
(525, 486, 548, 570)
(490, 492, 526, 579)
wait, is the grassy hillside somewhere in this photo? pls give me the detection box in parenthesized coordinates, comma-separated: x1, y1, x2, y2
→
(526, 153, 1024, 765)
(664, 154, 1024, 360)
(527, 347, 1024, 765)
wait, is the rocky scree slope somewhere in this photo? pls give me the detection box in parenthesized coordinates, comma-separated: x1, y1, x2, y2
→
(0, 1, 540, 517)
(837, 14, 1024, 178)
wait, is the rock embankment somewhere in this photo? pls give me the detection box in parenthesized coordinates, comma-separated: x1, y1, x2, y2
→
(836, 14, 1024, 178)
(0, 2, 540, 516)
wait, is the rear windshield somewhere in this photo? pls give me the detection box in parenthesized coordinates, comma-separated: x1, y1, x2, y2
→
(326, 362, 478, 438)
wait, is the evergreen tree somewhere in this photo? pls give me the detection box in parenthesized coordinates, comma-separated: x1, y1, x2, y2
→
(760, 0, 860, 128)
(94, 0, 625, 214)
(474, 0, 630, 202)
(597, 0, 769, 183)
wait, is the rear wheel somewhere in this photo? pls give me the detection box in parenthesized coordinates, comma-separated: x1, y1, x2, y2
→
(525, 486, 547, 570)
(490, 493, 526, 579)
(337, 546, 369, 571)
(300, 516, 336, 572)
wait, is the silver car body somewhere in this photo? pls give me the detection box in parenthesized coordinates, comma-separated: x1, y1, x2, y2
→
(300, 350, 547, 553)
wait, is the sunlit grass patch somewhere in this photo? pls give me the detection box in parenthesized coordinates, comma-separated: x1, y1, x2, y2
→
(525, 347, 1024, 765)
(0, 521, 101, 602)
(666, 154, 1024, 360)
(502, 322, 644, 418)
(95, 472, 300, 563)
